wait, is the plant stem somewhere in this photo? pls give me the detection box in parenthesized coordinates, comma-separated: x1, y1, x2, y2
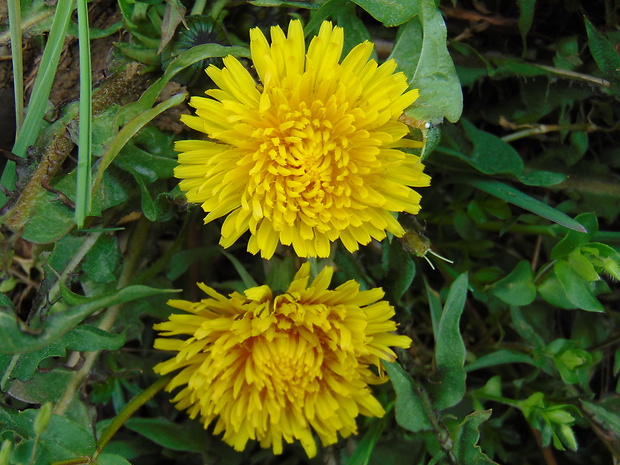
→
(92, 373, 173, 461)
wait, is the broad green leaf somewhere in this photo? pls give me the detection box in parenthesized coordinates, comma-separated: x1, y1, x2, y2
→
(466, 349, 535, 372)
(452, 410, 498, 465)
(124, 417, 206, 452)
(554, 260, 604, 312)
(461, 120, 525, 176)
(490, 260, 537, 306)
(336, 2, 373, 55)
(551, 212, 598, 259)
(8, 325, 124, 382)
(433, 273, 468, 409)
(385, 239, 415, 304)
(346, 417, 386, 465)
(83, 235, 121, 284)
(21, 191, 74, 244)
(469, 179, 587, 233)
(384, 361, 432, 432)
(537, 270, 577, 310)
(584, 17, 620, 97)
(0, 405, 96, 459)
(396, 0, 463, 123)
(351, 0, 417, 27)
(0, 285, 177, 354)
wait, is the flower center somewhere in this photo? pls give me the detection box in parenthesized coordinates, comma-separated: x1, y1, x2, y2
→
(244, 87, 380, 233)
(248, 333, 323, 402)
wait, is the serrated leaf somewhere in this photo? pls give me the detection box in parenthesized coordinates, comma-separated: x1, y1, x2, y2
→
(384, 361, 432, 432)
(452, 410, 498, 465)
(490, 260, 537, 306)
(0, 285, 177, 354)
(433, 273, 468, 410)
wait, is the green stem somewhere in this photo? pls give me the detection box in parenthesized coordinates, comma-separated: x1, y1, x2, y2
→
(92, 373, 173, 461)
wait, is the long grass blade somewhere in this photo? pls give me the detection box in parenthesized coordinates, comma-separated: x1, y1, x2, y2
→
(0, 0, 74, 207)
(8, 0, 23, 135)
(75, 0, 92, 228)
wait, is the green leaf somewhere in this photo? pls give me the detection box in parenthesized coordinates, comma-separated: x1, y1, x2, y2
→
(554, 260, 604, 312)
(383, 361, 432, 432)
(396, 0, 463, 123)
(433, 273, 468, 409)
(21, 191, 75, 244)
(220, 251, 259, 288)
(551, 212, 598, 259)
(0, 285, 177, 354)
(466, 349, 535, 372)
(346, 417, 386, 465)
(385, 239, 415, 304)
(581, 398, 620, 436)
(537, 270, 577, 310)
(93, 93, 187, 195)
(83, 235, 121, 283)
(469, 179, 587, 233)
(351, 0, 417, 27)
(490, 260, 537, 306)
(461, 120, 525, 176)
(124, 417, 206, 452)
(116, 44, 250, 126)
(0, 405, 96, 459)
(517, 0, 536, 44)
(95, 454, 133, 465)
(584, 17, 620, 96)
(452, 410, 498, 465)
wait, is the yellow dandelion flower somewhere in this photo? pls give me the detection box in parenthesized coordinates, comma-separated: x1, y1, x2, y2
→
(175, 19, 431, 259)
(153, 263, 411, 457)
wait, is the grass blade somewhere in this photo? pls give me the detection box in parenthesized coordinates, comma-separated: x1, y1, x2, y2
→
(75, 0, 92, 228)
(469, 179, 587, 233)
(0, 0, 74, 206)
(8, 0, 23, 134)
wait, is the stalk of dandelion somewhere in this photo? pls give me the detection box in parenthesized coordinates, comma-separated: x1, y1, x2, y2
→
(0, 0, 74, 206)
(75, 0, 92, 228)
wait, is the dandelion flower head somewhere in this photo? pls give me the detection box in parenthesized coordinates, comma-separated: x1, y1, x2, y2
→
(175, 19, 431, 258)
(153, 263, 411, 457)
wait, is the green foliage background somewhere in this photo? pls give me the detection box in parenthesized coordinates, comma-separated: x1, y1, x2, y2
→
(1, 0, 619, 464)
